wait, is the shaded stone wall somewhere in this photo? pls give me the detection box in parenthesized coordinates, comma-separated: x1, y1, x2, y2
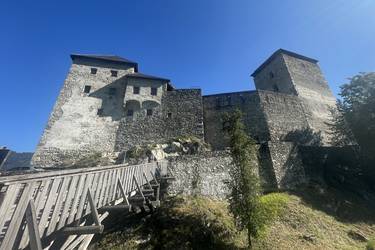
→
(203, 91, 269, 150)
(115, 89, 204, 151)
(32, 60, 135, 167)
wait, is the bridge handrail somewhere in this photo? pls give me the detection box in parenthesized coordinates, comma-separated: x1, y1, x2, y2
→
(0, 160, 168, 250)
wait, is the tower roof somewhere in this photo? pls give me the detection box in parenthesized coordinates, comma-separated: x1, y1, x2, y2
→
(251, 49, 319, 77)
(70, 54, 139, 71)
(127, 72, 174, 89)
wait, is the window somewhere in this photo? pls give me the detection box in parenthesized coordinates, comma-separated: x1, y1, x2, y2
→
(167, 112, 172, 118)
(111, 70, 118, 77)
(133, 86, 140, 94)
(109, 88, 116, 95)
(127, 110, 134, 117)
(83, 85, 91, 94)
(147, 109, 153, 116)
(151, 87, 158, 96)
(91, 68, 97, 74)
(270, 72, 274, 78)
(97, 108, 103, 116)
(273, 84, 279, 92)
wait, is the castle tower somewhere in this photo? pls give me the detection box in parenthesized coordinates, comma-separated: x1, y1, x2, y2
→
(251, 49, 337, 145)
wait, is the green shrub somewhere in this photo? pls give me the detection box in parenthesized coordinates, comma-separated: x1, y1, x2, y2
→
(367, 239, 375, 250)
(254, 193, 289, 237)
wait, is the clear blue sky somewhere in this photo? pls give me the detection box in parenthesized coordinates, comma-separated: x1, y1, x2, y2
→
(1, 0, 374, 152)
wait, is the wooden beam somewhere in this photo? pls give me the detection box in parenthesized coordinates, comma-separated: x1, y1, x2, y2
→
(60, 225, 104, 235)
(25, 199, 42, 250)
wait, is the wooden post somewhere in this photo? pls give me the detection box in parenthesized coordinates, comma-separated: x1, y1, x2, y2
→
(25, 200, 42, 250)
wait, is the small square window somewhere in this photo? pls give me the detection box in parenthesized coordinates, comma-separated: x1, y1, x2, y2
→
(84, 85, 91, 94)
(167, 112, 172, 118)
(133, 86, 140, 94)
(91, 68, 97, 74)
(147, 109, 153, 116)
(127, 110, 133, 117)
(109, 88, 116, 95)
(270, 72, 274, 78)
(151, 87, 158, 96)
(111, 70, 118, 77)
(97, 108, 103, 116)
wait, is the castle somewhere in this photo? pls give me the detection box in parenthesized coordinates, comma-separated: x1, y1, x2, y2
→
(32, 49, 338, 189)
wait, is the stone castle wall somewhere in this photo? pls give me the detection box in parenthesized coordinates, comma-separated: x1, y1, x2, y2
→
(32, 61, 134, 167)
(115, 89, 204, 151)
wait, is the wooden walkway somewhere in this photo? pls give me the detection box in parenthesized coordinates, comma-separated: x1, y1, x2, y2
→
(0, 161, 169, 250)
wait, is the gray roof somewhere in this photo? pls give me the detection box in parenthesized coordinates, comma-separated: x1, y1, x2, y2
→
(71, 54, 139, 71)
(126, 72, 170, 82)
(251, 49, 319, 77)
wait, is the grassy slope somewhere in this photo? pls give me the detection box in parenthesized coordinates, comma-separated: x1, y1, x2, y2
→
(93, 186, 375, 250)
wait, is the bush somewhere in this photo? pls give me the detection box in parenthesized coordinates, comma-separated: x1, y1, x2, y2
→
(367, 239, 375, 250)
(254, 193, 289, 237)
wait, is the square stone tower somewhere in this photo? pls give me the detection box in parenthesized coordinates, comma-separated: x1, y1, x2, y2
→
(252, 49, 337, 145)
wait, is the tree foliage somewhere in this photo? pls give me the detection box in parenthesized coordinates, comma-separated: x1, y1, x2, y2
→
(329, 72, 375, 181)
(223, 110, 261, 248)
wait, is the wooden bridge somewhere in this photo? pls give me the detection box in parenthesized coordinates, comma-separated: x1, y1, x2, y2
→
(0, 161, 172, 250)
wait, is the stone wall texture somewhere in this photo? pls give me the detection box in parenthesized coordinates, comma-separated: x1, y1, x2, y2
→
(167, 151, 233, 200)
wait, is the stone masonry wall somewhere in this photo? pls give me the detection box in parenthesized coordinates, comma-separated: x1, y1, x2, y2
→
(283, 54, 337, 145)
(115, 89, 204, 151)
(167, 151, 233, 200)
(32, 61, 135, 167)
(203, 91, 269, 150)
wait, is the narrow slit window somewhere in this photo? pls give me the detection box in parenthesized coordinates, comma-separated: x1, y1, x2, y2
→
(133, 86, 140, 94)
(84, 85, 91, 94)
(111, 70, 118, 77)
(97, 108, 103, 116)
(127, 110, 134, 117)
(147, 109, 153, 116)
(91, 68, 97, 74)
(273, 84, 279, 92)
(151, 87, 158, 96)
(270, 72, 274, 78)
(167, 112, 172, 118)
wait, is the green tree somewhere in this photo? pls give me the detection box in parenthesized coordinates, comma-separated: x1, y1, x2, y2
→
(330, 72, 375, 182)
(223, 110, 261, 248)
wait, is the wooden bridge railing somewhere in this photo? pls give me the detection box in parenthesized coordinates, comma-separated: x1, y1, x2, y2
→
(0, 160, 168, 250)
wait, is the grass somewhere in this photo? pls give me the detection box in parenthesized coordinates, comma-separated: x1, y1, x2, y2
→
(93, 187, 375, 250)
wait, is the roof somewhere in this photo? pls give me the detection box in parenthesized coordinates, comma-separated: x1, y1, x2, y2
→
(251, 49, 319, 77)
(70, 54, 139, 71)
(127, 72, 174, 89)
(126, 72, 170, 82)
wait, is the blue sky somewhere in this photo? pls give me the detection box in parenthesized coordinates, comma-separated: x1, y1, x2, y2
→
(1, 0, 374, 152)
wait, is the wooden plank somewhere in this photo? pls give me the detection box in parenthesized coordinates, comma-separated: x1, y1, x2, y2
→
(38, 178, 62, 237)
(57, 175, 79, 230)
(1, 183, 33, 250)
(46, 177, 69, 236)
(143, 172, 152, 190)
(67, 175, 85, 225)
(75, 174, 94, 222)
(97, 171, 109, 208)
(132, 176, 145, 202)
(0, 184, 21, 234)
(92, 172, 103, 210)
(60, 225, 103, 235)
(118, 179, 130, 206)
(104, 170, 115, 206)
(87, 189, 100, 226)
(19, 180, 49, 249)
(25, 199, 42, 250)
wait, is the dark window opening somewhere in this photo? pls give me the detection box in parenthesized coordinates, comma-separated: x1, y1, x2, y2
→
(167, 112, 172, 118)
(147, 109, 153, 116)
(97, 108, 103, 116)
(151, 87, 158, 96)
(84, 85, 91, 94)
(222, 121, 231, 131)
(273, 84, 279, 92)
(270, 72, 274, 78)
(223, 96, 232, 106)
(127, 110, 134, 117)
(91, 68, 97, 74)
(109, 88, 116, 95)
(133, 86, 140, 94)
(215, 98, 221, 110)
(111, 70, 118, 77)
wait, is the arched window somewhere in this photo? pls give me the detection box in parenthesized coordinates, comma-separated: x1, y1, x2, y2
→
(124, 100, 141, 117)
